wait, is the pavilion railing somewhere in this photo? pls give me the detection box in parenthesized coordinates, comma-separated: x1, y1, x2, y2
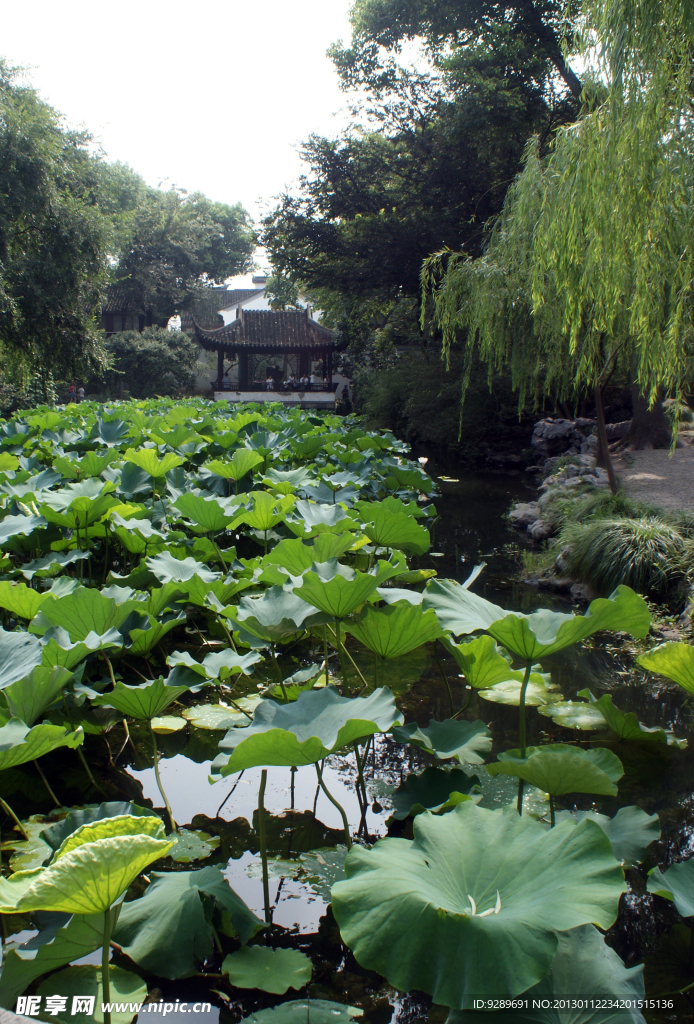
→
(212, 381, 339, 393)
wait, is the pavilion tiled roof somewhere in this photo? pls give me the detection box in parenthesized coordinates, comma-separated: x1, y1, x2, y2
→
(180, 288, 265, 331)
(193, 308, 336, 352)
(102, 284, 132, 313)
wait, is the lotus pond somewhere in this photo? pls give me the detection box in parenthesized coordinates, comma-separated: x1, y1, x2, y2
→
(0, 399, 693, 1024)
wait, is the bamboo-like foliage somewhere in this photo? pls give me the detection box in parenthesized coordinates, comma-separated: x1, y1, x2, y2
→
(422, 0, 694, 409)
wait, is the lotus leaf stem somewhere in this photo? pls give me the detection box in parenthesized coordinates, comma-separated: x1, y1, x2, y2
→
(0, 796, 30, 840)
(103, 655, 117, 688)
(323, 627, 329, 685)
(102, 906, 115, 1024)
(516, 661, 533, 815)
(549, 794, 555, 828)
(149, 723, 176, 832)
(434, 641, 454, 716)
(76, 745, 104, 793)
(34, 759, 61, 807)
(211, 537, 228, 572)
(258, 768, 272, 924)
(315, 760, 351, 849)
(215, 769, 246, 817)
(215, 613, 237, 652)
(327, 624, 370, 692)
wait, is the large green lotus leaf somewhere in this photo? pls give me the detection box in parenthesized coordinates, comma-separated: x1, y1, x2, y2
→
(173, 493, 237, 534)
(0, 582, 53, 620)
(182, 698, 260, 730)
(36, 964, 146, 1024)
(123, 448, 184, 477)
(234, 491, 295, 531)
(424, 581, 650, 657)
(362, 507, 430, 556)
(53, 450, 118, 480)
(332, 802, 625, 1006)
(167, 648, 261, 680)
(228, 586, 329, 643)
(293, 558, 403, 618)
(487, 745, 624, 797)
(0, 832, 173, 914)
(95, 417, 131, 447)
(0, 627, 43, 687)
(113, 867, 264, 978)
(285, 500, 355, 538)
(298, 847, 348, 898)
(205, 450, 264, 480)
(576, 688, 686, 746)
(212, 686, 402, 775)
(179, 573, 252, 608)
(0, 666, 73, 725)
(239, 1002, 362, 1024)
(344, 601, 443, 658)
(0, 911, 109, 1010)
(638, 642, 694, 694)
(556, 806, 660, 867)
(449, 925, 644, 1024)
(41, 801, 154, 852)
(146, 551, 221, 584)
(40, 487, 120, 529)
(262, 533, 356, 576)
(128, 612, 185, 657)
(92, 678, 190, 720)
(265, 466, 318, 491)
(648, 858, 694, 917)
(222, 946, 312, 994)
(392, 718, 492, 765)
(53, 815, 166, 860)
(441, 635, 523, 689)
(20, 550, 89, 581)
(29, 588, 149, 642)
(40, 627, 123, 670)
(0, 514, 48, 546)
(391, 766, 481, 819)
(0, 720, 84, 772)
(478, 676, 563, 706)
(537, 701, 607, 731)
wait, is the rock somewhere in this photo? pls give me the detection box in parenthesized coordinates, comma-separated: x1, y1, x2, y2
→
(554, 545, 571, 574)
(508, 501, 541, 527)
(528, 518, 553, 541)
(575, 418, 596, 430)
(593, 467, 610, 488)
(605, 420, 631, 441)
(531, 417, 596, 458)
(565, 464, 579, 478)
(580, 434, 598, 455)
(538, 577, 573, 593)
(570, 583, 596, 602)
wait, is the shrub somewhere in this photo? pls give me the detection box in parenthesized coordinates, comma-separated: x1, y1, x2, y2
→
(88, 328, 199, 399)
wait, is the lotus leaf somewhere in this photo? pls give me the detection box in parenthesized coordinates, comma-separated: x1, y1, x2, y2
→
(486, 744, 624, 797)
(391, 766, 481, 819)
(392, 718, 492, 764)
(53, 814, 166, 860)
(222, 946, 312, 994)
(36, 965, 146, 1024)
(0, 912, 111, 1009)
(638, 641, 694, 693)
(168, 828, 219, 861)
(205, 450, 264, 480)
(113, 867, 263, 978)
(53, 450, 118, 480)
(167, 648, 261, 679)
(648, 858, 694, 917)
(262, 533, 356, 576)
(40, 627, 123, 670)
(0, 830, 173, 914)
(182, 698, 260, 730)
(556, 806, 660, 867)
(40, 485, 120, 529)
(0, 666, 73, 725)
(332, 801, 625, 1005)
(173, 493, 238, 534)
(424, 581, 650, 657)
(298, 847, 349, 899)
(451, 925, 644, 1023)
(478, 676, 563, 705)
(29, 588, 151, 642)
(0, 628, 43, 687)
(0, 720, 84, 772)
(360, 507, 430, 556)
(146, 551, 221, 584)
(123, 448, 184, 477)
(128, 611, 185, 657)
(227, 586, 329, 643)
(2, 815, 54, 871)
(211, 686, 402, 775)
(442, 635, 523, 688)
(151, 715, 186, 733)
(344, 601, 443, 659)
(96, 417, 131, 446)
(0, 582, 53, 620)
(285, 500, 355, 538)
(92, 677, 190, 720)
(0, 513, 47, 546)
(576, 689, 686, 746)
(239, 1001, 362, 1024)
(20, 550, 89, 580)
(234, 491, 295, 531)
(293, 558, 403, 618)
(538, 701, 608, 731)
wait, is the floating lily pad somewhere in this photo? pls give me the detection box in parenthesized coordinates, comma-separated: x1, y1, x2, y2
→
(182, 698, 260, 730)
(392, 718, 492, 764)
(538, 700, 607, 730)
(222, 946, 312, 994)
(168, 828, 220, 862)
(151, 715, 186, 734)
(478, 677, 563, 705)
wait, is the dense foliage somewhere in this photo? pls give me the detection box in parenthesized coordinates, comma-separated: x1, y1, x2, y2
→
(0, 397, 690, 1016)
(88, 329, 201, 400)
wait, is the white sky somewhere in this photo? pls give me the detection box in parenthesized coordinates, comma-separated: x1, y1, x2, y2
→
(1, 0, 355, 229)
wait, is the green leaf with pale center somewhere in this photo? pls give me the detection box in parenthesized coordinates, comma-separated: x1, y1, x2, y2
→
(227, 586, 329, 643)
(344, 601, 443, 658)
(441, 635, 523, 688)
(146, 551, 221, 584)
(239, 1001, 362, 1024)
(0, 720, 84, 772)
(392, 718, 492, 764)
(293, 558, 403, 618)
(29, 588, 150, 642)
(0, 666, 73, 725)
(577, 688, 686, 746)
(486, 744, 624, 797)
(478, 675, 563, 705)
(0, 582, 53, 620)
(92, 677, 190, 720)
(638, 641, 694, 694)
(331, 801, 625, 1007)
(0, 627, 43, 687)
(222, 946, 312, 994)
(648, 858, 694, 917)
(124, 448, 184, 477)
(261, 533, 356, 576)
(361, 506, 430, 556)
(205, 450, 264, 480)
(173, 493, 238, 534)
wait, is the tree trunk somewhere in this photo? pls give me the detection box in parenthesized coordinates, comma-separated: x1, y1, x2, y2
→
(594, 384, 619, 494)
(622, 386, 672, 450)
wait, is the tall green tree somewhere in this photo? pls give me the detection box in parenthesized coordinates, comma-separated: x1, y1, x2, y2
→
(423, 0, 694, 484)
(0, 62, 106, 378)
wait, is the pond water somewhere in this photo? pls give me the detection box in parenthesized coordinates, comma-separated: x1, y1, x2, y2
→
(7, 456, 694, 1020)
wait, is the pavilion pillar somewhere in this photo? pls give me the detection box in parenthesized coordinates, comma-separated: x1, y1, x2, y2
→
(299, 350, 310, 378)
(238, 351, 248, 389)
(327, 348, 333, 388)
(216, 348, 224, 390)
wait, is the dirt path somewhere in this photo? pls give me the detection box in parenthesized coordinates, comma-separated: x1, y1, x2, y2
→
(613, 437, 694, 509)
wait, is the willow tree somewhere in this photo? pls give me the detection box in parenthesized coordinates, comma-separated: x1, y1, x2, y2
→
(422, 0, 694, 490)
